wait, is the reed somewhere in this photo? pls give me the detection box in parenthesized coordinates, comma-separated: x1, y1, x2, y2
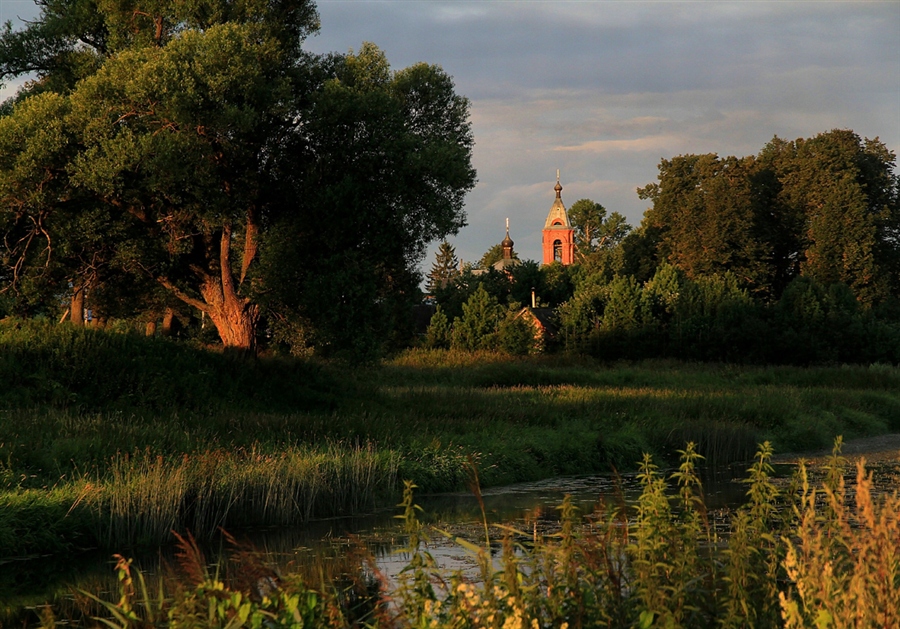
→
(62, 439, 900, 628)
(86, 443, 399, 548)
(780, 456, 900, 628)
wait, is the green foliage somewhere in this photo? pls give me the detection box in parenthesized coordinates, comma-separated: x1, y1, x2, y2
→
(451, 284, 502, 351)
(51, 439, 900, 628)
(497, 308, 538, 356)
(424, 305, 451, 349)
(569, 197, 607, 258)
(602, 275, 643, 331)
(635, 130, 899, 305)
(477, 242, 509, 269)
(0, 319, 335, 413)
(2, 322, 900, 557)
(0, 5, 476, 356)
(558, 264, 900, 364)
(426, 241, 460, 294)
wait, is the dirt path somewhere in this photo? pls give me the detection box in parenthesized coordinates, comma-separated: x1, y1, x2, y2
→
(772, 433, 900, 465)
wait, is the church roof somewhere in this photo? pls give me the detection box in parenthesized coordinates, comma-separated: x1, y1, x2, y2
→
(492, 257, 520, 272)
(544, 175, 570, 229)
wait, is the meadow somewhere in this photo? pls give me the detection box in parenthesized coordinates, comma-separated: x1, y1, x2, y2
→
(1, 320, 899, 556)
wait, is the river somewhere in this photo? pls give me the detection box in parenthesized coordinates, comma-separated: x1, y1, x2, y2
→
(2, 446, 898, 626)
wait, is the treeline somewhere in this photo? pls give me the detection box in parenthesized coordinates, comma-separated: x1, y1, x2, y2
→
(427, 130, 900, 364)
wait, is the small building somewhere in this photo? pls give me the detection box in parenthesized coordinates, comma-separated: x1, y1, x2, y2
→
(542, 173, 575, 265)
(515, 306, 557, 351)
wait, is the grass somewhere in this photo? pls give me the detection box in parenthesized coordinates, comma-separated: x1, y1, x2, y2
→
(36, 440, 900, 628)
(1, 321, 899, 557)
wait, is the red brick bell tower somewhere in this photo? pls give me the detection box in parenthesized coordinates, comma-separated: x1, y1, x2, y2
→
(542, 172, 574, 265)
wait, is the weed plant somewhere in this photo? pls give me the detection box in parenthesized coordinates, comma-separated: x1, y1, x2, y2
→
(61, 439, 899, 628)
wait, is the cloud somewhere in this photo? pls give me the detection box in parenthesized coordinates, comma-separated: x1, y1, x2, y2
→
(4, 0, 898, 274)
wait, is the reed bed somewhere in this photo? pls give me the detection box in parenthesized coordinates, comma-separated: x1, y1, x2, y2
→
(90, 443, 399, 548)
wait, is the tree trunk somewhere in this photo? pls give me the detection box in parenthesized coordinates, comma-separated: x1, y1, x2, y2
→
(161, 308, 175, 336)
(158, 223, 260, 354)
(70, 285, 85, 326)
(205, 298, 260, 354)
(145, 321, 157, 336)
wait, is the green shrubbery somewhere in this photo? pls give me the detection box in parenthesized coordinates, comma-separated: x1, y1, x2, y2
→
(0, 319, 337, 413)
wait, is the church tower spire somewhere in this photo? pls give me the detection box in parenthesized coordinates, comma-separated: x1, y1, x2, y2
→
(542, 171, 574, 265)
(501, 217, 514, 260)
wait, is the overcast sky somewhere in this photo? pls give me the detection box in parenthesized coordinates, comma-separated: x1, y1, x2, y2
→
(2, 0, 898, 270)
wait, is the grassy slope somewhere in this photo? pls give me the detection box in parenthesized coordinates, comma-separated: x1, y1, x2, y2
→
(1, 322, 899, 556)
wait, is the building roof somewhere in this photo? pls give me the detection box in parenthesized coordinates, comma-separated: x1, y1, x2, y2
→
(517, 306, 558, 335)
(544, 175, 570, 229)
(492, 257, 521, 272)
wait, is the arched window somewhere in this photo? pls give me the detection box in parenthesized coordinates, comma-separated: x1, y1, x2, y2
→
(553, 239, 562, 262)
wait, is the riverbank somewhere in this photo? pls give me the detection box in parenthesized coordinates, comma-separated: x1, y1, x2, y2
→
(773, 432, 900, 464)
(16, 444, 900, 629)
(2, 322, 899, 557)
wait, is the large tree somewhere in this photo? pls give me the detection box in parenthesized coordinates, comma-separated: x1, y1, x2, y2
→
(770, 130, 899, 305)
(568, 198, 606, 260)
(638, 154, 772, 294)
(0, 3, 475, 352)
(635, 132, 899, 304)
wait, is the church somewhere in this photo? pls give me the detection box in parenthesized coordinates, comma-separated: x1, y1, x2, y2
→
(541, 172, 574, 265)
(492, 172, 575, 269)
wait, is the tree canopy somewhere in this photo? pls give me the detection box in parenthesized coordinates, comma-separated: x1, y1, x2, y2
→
(0, 1, 476, 354)
(636, 130, 899, 304)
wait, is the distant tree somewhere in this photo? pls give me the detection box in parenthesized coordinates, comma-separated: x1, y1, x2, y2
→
(642, 262, 684, 323)
(638, 153, 772, 294)
(569, 198, 607, 260)
(620, 223, 663, 284)
(509, 260, 543, 306)
(635, 130, 899, 306)
(425, 305, 451, 349)
(497, 309, 536, 355)
(478, 244, 503, 269)
(539, 262, 576, 307)
(598, 212, 632, 249)
(426, 241, 460, 294)
(451, 283, 501, 351)
(602, 276, 643, 331)
(771, 130, 899, 306)
(557, 272, 608, 347)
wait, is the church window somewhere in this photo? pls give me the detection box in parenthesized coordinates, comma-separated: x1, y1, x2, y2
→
(553, 239, 562, 262)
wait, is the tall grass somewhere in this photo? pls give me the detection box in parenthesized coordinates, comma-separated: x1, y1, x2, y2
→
(72, 439, 899, 628)
(92, 443, 399, 547)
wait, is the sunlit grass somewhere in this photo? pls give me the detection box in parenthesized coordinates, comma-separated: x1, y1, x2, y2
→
(2, 328, 899, 559)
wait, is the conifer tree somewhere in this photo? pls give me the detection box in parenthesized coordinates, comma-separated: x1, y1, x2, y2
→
(426, 241, 460, 294)
(425, 305, 451, 349)
(451, 283, 501, 351)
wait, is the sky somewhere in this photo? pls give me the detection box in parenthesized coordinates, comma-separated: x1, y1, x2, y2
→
(2, 0, 898, 271)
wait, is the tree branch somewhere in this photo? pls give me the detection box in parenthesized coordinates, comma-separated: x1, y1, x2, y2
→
(240, 208, 258, 285)
(219, 223, 240, 304)
(157, 276, 209, 313)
